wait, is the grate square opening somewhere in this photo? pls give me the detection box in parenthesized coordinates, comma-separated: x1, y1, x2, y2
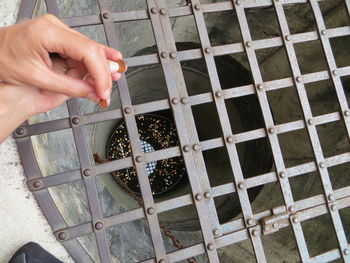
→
(289, 171, 324, 202)
(319, 0, 350, 29)
(330, 35, 350, 68)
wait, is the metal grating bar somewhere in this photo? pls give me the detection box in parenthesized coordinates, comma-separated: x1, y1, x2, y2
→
(233, 1, 312, 261)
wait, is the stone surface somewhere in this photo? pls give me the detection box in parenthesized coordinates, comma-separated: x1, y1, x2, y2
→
(0, 1, 72, 262)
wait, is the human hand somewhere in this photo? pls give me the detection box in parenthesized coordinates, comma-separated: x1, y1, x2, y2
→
(0, 14, 122, 105)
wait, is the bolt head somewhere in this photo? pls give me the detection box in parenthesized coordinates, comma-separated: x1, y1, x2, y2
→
(296, 76, 302, 83)
(135, 155, 143, 163)
(332, 69, 338, 76)
(252, 229, 259, 236)
(193, 144, 200, 151)
(195, 193, 202, 201)
(213, 228, 220, 236)
(160, 52, 168, 58)
(71, 116, 80, 125)
(83, 168, 92, 177)
(321, 29, 326, 36)
(285, 35, 291, 41)
(245, 41, 252, 48)
(205, 47, 211, 54)
(159, 259, 166, 263)
(328, 194, 335, 202)
(160, 8, 167, 15)
(292, 216, 299, 224)
(33, 180, 41, 188)
(207, 243, 214, 250)
(279, 172, 286, 178)
(204, 191, 211, 199)
(307, 119, 313, 125)
(257, 84, 264, 91)
(264, 225, 270, 232)
(194, 4, 201, 10)
(171, 98, 179, 104)
(181, 98, 188, 104)
(215, 91, 222, 98)
(344, 110, 350, 117)
(95, 222, 103, 230)
(319, 162, 326, 168)
(170, 52, 177, 59)
(124, 107, 132, 114)
(247, 218, 255, 225)
(183, 145, 190, 152)
(344, 249, 350, 256)
(268, 127, 276, 134)
(330, 204, 337, 211)
(226, 136, 235, 143)
(102, 12, 110, 19)
(235, 0, 241, 6)
(58, 231, 67, 241)
(16, 127, 25, 136)
(238, 182, 246, 190)
(288, 206, 295, 213)
(150, 7, 158, 14)
(147, 207, 155, 215)
(273, 223, 279, 229)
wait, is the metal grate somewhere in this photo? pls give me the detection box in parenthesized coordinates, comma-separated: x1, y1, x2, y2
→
(14, 0, 350, 262)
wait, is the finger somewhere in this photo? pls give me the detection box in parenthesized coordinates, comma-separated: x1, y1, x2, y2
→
(111, 72, 121, 81)
(103, 46, 123, 61)
(43, 28, 112, 99)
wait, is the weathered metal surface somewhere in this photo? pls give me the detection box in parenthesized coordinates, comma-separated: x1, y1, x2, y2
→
(15, 0, 350, 262)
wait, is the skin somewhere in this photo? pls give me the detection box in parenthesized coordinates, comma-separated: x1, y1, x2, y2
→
(0, 14, 124, 143)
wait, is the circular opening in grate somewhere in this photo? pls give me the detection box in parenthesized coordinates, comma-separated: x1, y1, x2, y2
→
(106, 114, 186, 196)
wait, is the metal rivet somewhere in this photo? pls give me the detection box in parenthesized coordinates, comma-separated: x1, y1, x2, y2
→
(147, 207, 155, 215)
(238, 182, 246, 189)
(183, 145, 190, 152)
(181, 97, 188, 104)
(205, 47, 211, 54)
(215, 91, 222, 98)
(170, 52, 177, 59)
(71, 116, 80, 125)
(285, 35, 291, 41)
(247, 218, 255, 226)
(95, 222, 103, 230)
(330, 204, 337, 211)
(150, 7, 157, 14)
(204, 191, 211, 199)
(226, 136, 234, 143)
(16, 127, 25, 136)
(344, 110, 350, 117)
(246, 41, 252, 48)
(193, 144, 200, 151)
(194, 4, 201, 10)
(83, 168, 92, 177)
(124, 107, 132, 114)
(307, 119, 314, 125)
(257, 84, 264, 91)
(159, 259, 166, 263)
(273, 223, 279, 229)
(319, 162, 326, 168)
(268, 127, 276, 134)
(344, 249, 350, 256)
(213, 228, 220, 236)
(207, 243, 214, 250)
(33, 180, 41, 188)
(58, 232, 67, 241)
(288, 206, 295, 213)
(160, 52, 168, 58)
(235, 0, 241, 5)
(160, 8, 167, 15)
(279, 172, 286, 178)
(102, 12, 110, 19)
(252, 229, 259, 236)
(296, 76, 302, 83)
(135, 155, 143, 163)
(321, 29, 326, 36)
(171, 98, 179, 104)
(292, 216, 299, 223)
(328, 194, 335, 202)
(264, 226, 270, 232)
(332, 69, 338, 76)
(195, 194, 202, 201)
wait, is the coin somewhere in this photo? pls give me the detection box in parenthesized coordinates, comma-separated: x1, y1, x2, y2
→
(115, 59, 128, 73)
(99, 99, 109, 109)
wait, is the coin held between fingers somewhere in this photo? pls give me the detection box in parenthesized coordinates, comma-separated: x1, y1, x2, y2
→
(115, 59, 127, 73)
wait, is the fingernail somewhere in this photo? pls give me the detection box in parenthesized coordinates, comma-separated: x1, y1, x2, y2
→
(107, 96, 111, 106)
(104, 88, 111, 99)
(99, 99, 108, 109)
(109, 61, 120, 74)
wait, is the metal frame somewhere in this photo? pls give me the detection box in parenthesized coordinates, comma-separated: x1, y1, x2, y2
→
(15, 0, 350, 262)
